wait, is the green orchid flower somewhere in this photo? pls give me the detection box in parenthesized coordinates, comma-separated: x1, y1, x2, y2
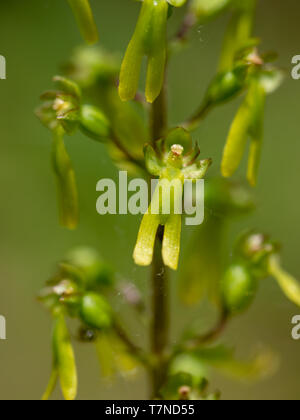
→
(234, 231, 300, 308)
(134, 128, 211, 270)
(36, 76, 112, 229)
(221, 51, 284, 186)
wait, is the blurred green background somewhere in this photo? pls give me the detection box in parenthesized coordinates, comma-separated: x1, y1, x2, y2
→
(0, 0, 299, 400)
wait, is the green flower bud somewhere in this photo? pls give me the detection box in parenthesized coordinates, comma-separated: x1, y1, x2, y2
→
(235, 231, 278, 262)
(236, 232, 300, 308)
(68, 0, 99, 44)
(119, 0, 168, 103)
(80, 104, 111, 142)
(43, 314, 77, 401)
(80, 292, 113, 330)
(221, 263, 258, 315)
(204, 64, 248, 108)
(235, 230, 279, 279)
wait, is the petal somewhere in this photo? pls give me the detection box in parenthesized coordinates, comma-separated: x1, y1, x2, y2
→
(269, 255, 300, 307)
(68, 0, 99, 44)
(221, 94, 252, 178)
(145, 0, 168, 103)
(162, 214, 182, 270)
(53, 314, 78, 401)
(134, 212, 161, 266)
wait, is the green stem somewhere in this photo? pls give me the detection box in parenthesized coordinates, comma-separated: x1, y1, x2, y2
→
(112, 134, 147, 174)
(186, 312, 228, 349)
(149, 79, 169, 398)
(184, 102, 213, 131)
(113, 321, 151, 368)
(150, 226, 169, 399)
(174, 12, 197, 43)
(150, 72, 168, 145)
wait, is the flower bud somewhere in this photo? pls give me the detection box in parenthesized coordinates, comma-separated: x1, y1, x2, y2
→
(221, 263, 257, 315)
(236, 231, 275, 261)
(68, 0, 99, 44)
(80, 292, 113, 330)
(204, 64, 248, 108)
(235, 230, 279, 279)
(80, 104, 111, 142)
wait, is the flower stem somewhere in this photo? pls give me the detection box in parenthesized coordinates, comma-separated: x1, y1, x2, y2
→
(150, 226, 169, 399)
(150, 73, 168, 145)
(149, 79, 169, 398)
(113, 321, 150, 368)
